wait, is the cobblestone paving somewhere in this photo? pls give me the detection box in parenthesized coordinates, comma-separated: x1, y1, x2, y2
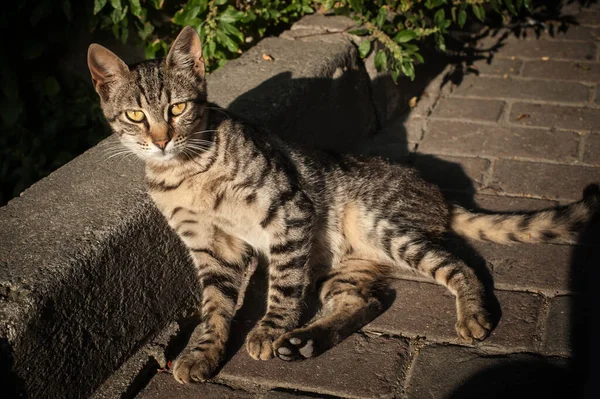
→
(138, 5, 600, 399)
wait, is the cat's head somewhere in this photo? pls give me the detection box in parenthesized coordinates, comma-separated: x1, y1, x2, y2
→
(87, 27, 210, 163)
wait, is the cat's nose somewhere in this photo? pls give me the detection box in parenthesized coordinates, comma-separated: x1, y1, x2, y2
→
(154, 139, 170, 150)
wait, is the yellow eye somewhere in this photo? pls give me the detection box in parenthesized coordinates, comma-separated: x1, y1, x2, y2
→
(125, 110, 146, 122)
(170, 102, 187, 116)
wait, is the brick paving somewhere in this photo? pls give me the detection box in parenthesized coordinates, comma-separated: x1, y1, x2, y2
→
(137, 5, 600, 399)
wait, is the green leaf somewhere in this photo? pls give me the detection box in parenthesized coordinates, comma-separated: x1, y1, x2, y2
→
(241, 11, 257, 23)
(458, 10, 467, 28)
(401, 60, 415, 80)
(302, 5, 314, 13)
(218, 7, 244, 23)
(390, 67, 399, 83)
(348, 0, 363, 13)
(375, 7, 387, 28)
(434, 9, 445, 27)
(451, 6, 457, 22)
(216, 30, 239, 52)
(402, 43, 419, 52)
(394, 30, 417, 43)
(524, 0, 532, 8)
(173, 6, 202, 26)
(349, 28, 369, 36)
(358, 39, 372, 58)
(516, 0, 523, 10)
(374, 50, 387, 72)
(413, 52, 424, 63)
(110, 0, 121, 10)
(137, 22, 154, 40)
(504, 0, 518, 15)
(110, 5, 128, 24)
(94, 0, 107, 14)
(148, 0, 164, 9)
(129, 0, 142, 18)
(472, 4, 485, 22)
(215, 0, 227, 5)
(323, 0, 335, 11)
(219, 21, 244, 42)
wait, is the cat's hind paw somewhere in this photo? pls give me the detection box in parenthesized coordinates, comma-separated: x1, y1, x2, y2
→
(456, 310, 492, 343)
(274, 329, 318, 361)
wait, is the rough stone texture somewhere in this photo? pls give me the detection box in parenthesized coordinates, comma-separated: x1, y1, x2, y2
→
(420, 121, 580, 162)
(468, 194, 558, 211)
(576, 10, 600, 26)
(509, 102, 600, 131)
(543, 296, 573, 356)
(471, 58, 523, 76)
(451, 75, 591, 103)
(431, 98, 505, 121)
(366, 280, 458, 342)
(522, 60, 600, 82)
(0, 16, 378, 398)
(584, 132, 600, 165)
(367, 280, 542, 351)
(474, 242, 575, 294)
(262, 390, 327, 399)
(0, 140, 198, 399)
(217, 334, 409, 399)
(490, 159, 600, 200)
(487, 25, 600, 42)
(478, 36, 597, 60)
(407, 345, 574, 399)
(138, 374, 255, 399)
(414, 155, 490, 191)
(208, 36, 377, 153)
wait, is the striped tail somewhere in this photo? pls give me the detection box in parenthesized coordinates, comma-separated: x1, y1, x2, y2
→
(450, 185, 600, 245)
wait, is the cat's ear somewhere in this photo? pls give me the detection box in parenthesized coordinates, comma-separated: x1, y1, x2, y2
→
(166, 26, 205, 79)
(87, 44, 129, 100)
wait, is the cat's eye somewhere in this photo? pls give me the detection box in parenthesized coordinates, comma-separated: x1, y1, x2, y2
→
(125, 110, 146, 122)
(170, 102, 187, 116)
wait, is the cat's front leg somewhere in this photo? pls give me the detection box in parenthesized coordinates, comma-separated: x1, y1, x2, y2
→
(245, 248, 310, 360)
(246, 209, 313, 360)
(173, 249, 246, 383)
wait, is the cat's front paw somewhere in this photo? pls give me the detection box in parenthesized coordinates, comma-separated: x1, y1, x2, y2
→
(172, 350, 219, 384)
(246, 325, 281, 360)
(456, 309, 492, 343)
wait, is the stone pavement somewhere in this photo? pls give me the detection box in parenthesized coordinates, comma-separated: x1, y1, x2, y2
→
(136, 6, 600, 399)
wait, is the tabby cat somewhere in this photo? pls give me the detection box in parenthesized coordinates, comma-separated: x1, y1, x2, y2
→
(87, 26, 599, 384)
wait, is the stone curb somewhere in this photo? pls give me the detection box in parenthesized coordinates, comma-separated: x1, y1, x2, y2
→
(0, 16, 377, 398)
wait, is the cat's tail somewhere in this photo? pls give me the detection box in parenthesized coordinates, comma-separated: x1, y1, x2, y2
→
(450, 184, 600, 244)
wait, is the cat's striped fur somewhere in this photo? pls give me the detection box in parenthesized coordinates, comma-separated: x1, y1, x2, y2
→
(88, 27, 600, 383)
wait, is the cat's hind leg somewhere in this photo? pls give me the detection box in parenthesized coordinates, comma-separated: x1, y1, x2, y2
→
(273, 258, 389, 361)
(394, 238, 493, 342)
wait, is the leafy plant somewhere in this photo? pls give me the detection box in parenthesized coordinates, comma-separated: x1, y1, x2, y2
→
(92, 0, 316, 72)
(324, 0, 532, 82)
(1, 0, 536, 205)
(93, 1, 532, 79)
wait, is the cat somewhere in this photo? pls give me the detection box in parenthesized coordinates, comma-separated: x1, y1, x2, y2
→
(87, 26, 599, 384)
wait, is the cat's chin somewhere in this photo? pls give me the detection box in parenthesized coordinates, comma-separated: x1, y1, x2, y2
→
(141, 151, 181, 164)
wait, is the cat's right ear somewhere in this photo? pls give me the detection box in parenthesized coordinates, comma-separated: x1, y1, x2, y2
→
(87, 44, 129, 101)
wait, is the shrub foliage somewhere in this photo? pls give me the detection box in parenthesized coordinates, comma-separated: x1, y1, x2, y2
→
(2, 0, 534, 205)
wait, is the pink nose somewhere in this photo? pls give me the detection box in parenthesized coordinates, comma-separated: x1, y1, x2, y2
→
(154, 139, 169, 150)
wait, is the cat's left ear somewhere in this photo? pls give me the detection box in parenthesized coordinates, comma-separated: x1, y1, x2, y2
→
(166, 26, 205, 79)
